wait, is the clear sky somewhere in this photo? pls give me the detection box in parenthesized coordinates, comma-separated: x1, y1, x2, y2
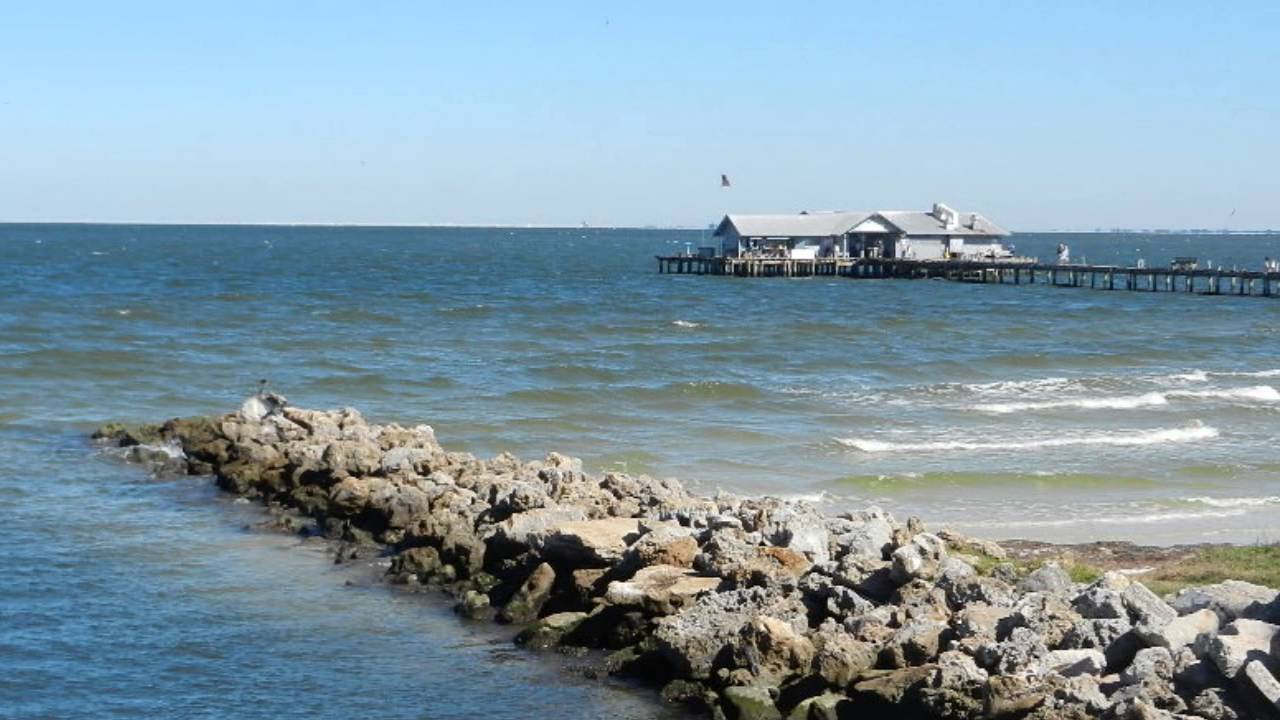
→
(1, 2, 1277, 230)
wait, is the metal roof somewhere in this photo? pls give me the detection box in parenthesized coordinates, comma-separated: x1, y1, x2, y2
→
(716, 212, 870, 238)
(717, 207, 1009, 239)
(856, 211, 1010, 237)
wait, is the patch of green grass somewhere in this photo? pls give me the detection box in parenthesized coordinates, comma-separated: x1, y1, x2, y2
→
(1144, 544, 1280, 597)
(1066, 563, 1103, 585)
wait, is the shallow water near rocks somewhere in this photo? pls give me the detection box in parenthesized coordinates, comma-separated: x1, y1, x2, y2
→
(3, 223, 1280, 716)
(0, 428, 681, 719)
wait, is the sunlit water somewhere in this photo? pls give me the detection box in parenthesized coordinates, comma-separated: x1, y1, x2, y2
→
(3, 223, 1280, 715)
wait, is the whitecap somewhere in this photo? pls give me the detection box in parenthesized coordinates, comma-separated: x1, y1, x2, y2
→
(958, 507, 1247, 529)
(671, 320, 703, 329)
(834, 424, 1219, 454)
(975, 391, 1169, 414)
(1183, 496, 1280, 508)
(1168, 385, 1280, 402)
(973, 385, 1278, 415)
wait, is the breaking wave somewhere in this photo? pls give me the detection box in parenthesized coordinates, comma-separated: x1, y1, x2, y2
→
(835, 424, 1219, 453)
(974, 385, 1279, 414)
(959, 508, 1249, 529)
(1183, 496, 1280, 508)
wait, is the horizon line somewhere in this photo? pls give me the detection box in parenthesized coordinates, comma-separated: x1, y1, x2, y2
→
(0, 220, 1276, 235)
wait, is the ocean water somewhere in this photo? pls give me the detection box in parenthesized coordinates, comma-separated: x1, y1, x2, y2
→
(3, 223, 1280, 715)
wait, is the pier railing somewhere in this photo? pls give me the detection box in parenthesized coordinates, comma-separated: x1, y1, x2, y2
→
(655, 256, 1279, 297)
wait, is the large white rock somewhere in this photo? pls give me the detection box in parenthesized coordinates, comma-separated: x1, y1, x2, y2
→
(1137, 608, 1220, 650)
(604, 564, 721, 615)
(1208, 619, 1280, 678)
(1244, 660, 1280, 710)
(1041, 649, 1107, 677)
(1171, 580, 1279, 624)
(530, 517, 643, 566)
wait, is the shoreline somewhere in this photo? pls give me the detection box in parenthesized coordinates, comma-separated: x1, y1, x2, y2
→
(97, 395, 1280, 719)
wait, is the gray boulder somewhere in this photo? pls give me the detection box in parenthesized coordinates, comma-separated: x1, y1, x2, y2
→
(1120, 646, 1174, 685)
(499, 562, 555, 624)
(1137, 608, 1219, 650)
(528, 517, 642, 566)
(1072, 572, 1130, 619)
(1019, 563, 1073, 596)
(654, 586, 807, 679)
(722, 686, 781, 720)
(1243, 660, 1280, 712)
(1171, 580, 1280, 624)
(889, 532, 948, 585)
(1208, 618, 1280, 679)
(1040, 648, 1106, 677)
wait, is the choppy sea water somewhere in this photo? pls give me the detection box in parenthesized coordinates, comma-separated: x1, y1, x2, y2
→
(2, 223, 1280, 715)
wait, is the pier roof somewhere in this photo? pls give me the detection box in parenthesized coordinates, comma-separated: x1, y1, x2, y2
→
(715, 212, 870, 239)
(861, 211, 1010, 237)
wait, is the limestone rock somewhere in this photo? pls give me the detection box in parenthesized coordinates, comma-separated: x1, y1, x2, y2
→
(810, 626, 877, 687)
(983, 674, 1047, 717)
(889, 532, 948, 585)
(1073, 572, 1130, 619)
(831, 507, 896, 561)
(1171, 580, 1280, 624)
(499, 562, 555, 624)
(1019, 563, 1073, 596)
(1041, 649, 1107, 677)
(761, 503, 831, 563)
(694, 534, 811, 588)
(515, 611, 588, 649)
(454, 589, 490, 620)
(486, 506, 589, 552)
(1138, 607, 1219, 650)
(851, 665, 936, 708)
(529, 517, 641, 567)
(1124, 579, 1179, 635)
(881, 619, 948, 668)
(619, 524, 699, 573)
(603, 564, 720, 615)
(1121, 647, 1174, 685)
(1243, 659, 1280, 710)
(654, 587, 807, 679)
(1208, 618, 1280, 679)
(722, 686, 781, 720)
(730, 615, 816, 686)
(1190, 687, 1243, 720)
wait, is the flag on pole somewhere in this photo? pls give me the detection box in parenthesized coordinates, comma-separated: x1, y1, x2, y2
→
(720, 174, 731, 188)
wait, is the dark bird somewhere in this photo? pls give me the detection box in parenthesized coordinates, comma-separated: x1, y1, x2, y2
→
(720, 174, 731, 188)
(257, 379, 268, 396)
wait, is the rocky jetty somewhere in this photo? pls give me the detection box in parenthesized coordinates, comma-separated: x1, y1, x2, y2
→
(97, 395, 1280, 719)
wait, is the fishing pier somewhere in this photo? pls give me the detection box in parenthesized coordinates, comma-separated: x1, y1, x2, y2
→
(656, 256, 1280, 298)
(672, 204, 1280, 298)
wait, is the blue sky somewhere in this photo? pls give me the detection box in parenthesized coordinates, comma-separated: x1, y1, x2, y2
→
(1, 1, 1277, 229)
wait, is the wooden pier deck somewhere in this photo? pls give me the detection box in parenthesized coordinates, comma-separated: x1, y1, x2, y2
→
(656, 256, 1280, 298)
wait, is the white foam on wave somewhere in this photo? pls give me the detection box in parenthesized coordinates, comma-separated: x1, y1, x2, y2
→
(1184, 495, 1280, 508)
(1169, 385, 1280, 402)
(974, 385, 1279, 414)
(975, 391, 1170, 414)
(959, 507, 1248, 529)
(961, 377, 1075, 394)
(835, 424, 1219, 454)
(1214, 369, 1280, 378)
(671, 320, 703, 329)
